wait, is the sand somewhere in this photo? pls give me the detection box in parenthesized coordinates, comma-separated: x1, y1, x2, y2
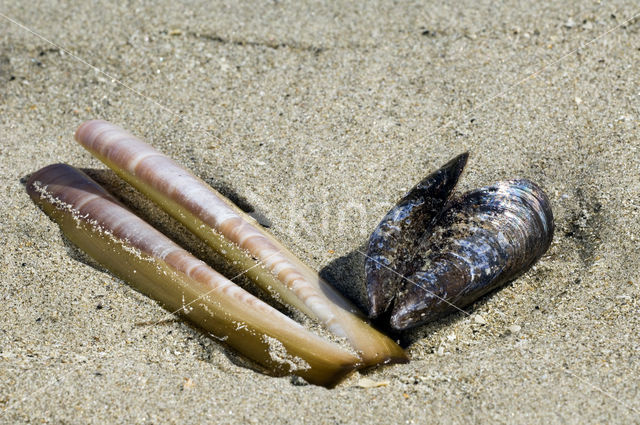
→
(1, 0, 639, 423)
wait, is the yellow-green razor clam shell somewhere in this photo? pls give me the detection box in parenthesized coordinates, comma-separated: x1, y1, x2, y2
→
(27, 163, 361, 387)
(75, 120, 407, 367)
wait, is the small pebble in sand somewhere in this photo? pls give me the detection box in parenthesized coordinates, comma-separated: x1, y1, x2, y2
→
(473, 314, 487, 325)
(355, 378, 390, 388)
(507, 324, 522, 334)
(182, 377, 195, 390)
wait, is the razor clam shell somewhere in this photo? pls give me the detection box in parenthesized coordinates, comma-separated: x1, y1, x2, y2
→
(27, 163, 361, 387)
(75, 120, 407, 366)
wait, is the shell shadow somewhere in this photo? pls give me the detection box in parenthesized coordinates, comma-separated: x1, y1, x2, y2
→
(319, 248, 403, 341)
(319, 246, 369, 313)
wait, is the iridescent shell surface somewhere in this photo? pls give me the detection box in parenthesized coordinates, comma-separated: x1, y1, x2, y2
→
(365, 153, 554, 330)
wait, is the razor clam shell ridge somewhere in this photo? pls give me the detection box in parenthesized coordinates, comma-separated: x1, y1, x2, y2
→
(27, 164, 360, 387)
(75, 120, 407, 366)
(367, 155, 554, 330)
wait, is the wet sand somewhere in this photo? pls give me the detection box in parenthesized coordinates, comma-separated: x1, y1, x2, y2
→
(1, 1, 639, 423)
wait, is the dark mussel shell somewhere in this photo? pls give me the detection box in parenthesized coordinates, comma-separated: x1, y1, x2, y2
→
(365, 153, 554, 330)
